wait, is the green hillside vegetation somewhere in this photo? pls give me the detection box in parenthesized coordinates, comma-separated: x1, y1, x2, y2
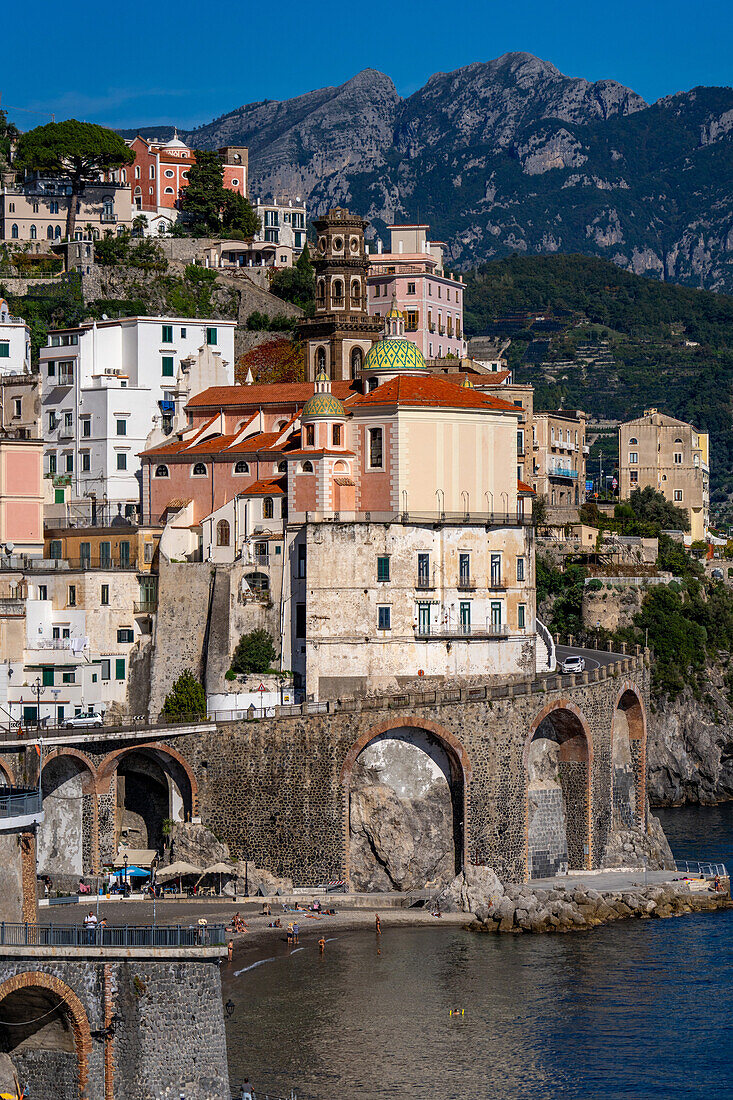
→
(464, 254, 733, 502)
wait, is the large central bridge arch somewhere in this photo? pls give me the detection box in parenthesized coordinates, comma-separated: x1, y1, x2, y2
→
(340, 717, 471, 892)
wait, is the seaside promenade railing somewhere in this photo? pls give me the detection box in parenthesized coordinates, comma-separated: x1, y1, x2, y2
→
(0, 923, 227, 948)
(673, 860, 728, 878)
(0, 789, 42, 820)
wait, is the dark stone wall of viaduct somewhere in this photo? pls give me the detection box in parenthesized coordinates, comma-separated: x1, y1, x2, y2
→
(2, 655, 650, 885)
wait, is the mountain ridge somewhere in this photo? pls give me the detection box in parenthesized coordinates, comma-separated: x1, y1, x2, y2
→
(117, 53, 733, 292)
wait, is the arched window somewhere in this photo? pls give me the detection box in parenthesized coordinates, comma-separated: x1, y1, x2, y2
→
(351, 346, 363, 376)
(135, 166, 141, 179)
(368, 377, 378, 392)
(350, 279, 361, 304)
(102, 196, 114, 220)
(74, 229, 83, 241)
(216, 519, 230, 546)
(629, 438, 638, 445)
(155, 464, 169, 478)
(674, 438, 683, 443)
(302, 460, 314, 473)
(29, 224, 37, 240)
(263, 497, 274, 519)
(121, 169, 127, 183)
(316, 346, 326, 375)
(277, 461, 287, 472)
(11, 225, 18, 239)
(164, 187, 175, 195)
(47, 226, 54, 240)
(92, 229, 99, 239)
(192, 462, 207, 477)
(234, 460, 249, 474)
(54, 226, 62, 239)
(317, 279, 325, 306)
(332, 279, 344, 306)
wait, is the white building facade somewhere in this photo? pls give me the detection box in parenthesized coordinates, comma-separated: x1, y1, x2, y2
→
(40, 316, 235, 519)
(0, 299, 31, 376)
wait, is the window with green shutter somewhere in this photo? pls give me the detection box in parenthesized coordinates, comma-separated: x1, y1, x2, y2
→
(41, 667, 54, 687)
(162, 356, 174, 377)
(115, 658, 126, 680)
(206, 327, 217, 345)
(161, 324, 173, 343)
(0, 342, 9, 358)
(54, 489, 65, 504)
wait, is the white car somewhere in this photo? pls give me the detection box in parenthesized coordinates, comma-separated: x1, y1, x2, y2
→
(561, 655, 586, 674)
(63, 713, 104, 729)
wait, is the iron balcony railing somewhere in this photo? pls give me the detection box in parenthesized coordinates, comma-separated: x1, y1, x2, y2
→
(0, 923, 227, 948)
(302, 509, 532, 527)
(0, 789, 42, 820)
(415, 623, 511, 639)
(100, 213, 118, 223)
(457, 576, 476, 590)
(134, 600, 157, 615)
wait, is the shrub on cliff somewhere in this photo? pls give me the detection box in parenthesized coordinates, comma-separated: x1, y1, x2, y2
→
(231, 630, 277, 675)
(162, 670, 206, 721)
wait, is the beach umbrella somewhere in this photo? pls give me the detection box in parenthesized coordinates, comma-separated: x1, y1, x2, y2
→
(156, 861, 202, 894)
(196, 862, 235, 896)
(110, 866, 149, 879)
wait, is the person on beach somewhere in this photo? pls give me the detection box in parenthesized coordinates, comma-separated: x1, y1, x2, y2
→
(287, 922, 294, 944)
(228, 940, 233, 962)
(319, 938, 326, 954)
(375, 913, 381, 934)
(292, 922, 300, 944)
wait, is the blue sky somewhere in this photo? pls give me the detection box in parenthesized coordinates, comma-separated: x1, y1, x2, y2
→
(2, 0, 731, 131)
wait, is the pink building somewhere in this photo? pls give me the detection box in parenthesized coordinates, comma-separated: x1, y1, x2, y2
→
(140, 314, 522, 540)
(0, 438, 44, 555)
(367, 225, 467, 360)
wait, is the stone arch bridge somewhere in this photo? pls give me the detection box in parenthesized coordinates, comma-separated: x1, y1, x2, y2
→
(2, 653, 650, 886)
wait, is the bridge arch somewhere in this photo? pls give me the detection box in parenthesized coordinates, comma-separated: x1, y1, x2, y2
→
(97, 743, 198, 858)
(0, 971, 92, 1098)
(38, 750, 99, 877)
(611, 682, 646, 830)
(341, 717, 470, 892)
(525, 699, 593, 880)
(0, 758, 14, 786)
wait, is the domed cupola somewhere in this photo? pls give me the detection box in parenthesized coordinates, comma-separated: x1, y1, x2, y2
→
(362, 297, 428, 378)
(301, 366, 347, 420)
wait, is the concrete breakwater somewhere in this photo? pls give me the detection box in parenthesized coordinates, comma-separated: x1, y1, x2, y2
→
(465, 880, 732, 934)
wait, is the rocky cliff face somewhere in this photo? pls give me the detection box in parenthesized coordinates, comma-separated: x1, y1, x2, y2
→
(648, 678, 733, 805)
(143, 53, 733, 292)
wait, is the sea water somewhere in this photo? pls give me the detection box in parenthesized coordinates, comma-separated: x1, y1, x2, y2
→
(224, 805, 733, 1099)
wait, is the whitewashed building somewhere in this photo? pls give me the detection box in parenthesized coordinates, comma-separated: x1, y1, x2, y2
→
(40, 316, 235, 521)
(0, 299, 31, 376)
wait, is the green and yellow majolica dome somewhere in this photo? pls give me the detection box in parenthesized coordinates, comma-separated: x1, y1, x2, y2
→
(301, 391, 346, 419)
(363, 336, 426, 374)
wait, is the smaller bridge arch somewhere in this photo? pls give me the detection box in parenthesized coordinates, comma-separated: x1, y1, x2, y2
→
(0, 971, 92, 1098)
(97, 742, 198, 859)
(38, 750, 99, 876)
(611, 682, 647, 830)
(0, 758, 14, 786)
(525, 698, 593, 880)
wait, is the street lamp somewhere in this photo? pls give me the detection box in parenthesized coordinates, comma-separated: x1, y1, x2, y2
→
(123, 852, 128, 890)
(225, 999, 235, 1018)
(32, 677, 46, 729)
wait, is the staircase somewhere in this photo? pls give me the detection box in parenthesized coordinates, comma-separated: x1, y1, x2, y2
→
(535, 618, 556, 673)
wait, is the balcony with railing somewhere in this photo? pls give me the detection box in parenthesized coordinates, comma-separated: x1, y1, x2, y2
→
(100, 213, 118, 223)
(457, 575, 476, 591)
(414, 623, 510, 639)
(548, 463, 578, 480)
(134, 600, 158, 615)
(416, 574, 435, 591)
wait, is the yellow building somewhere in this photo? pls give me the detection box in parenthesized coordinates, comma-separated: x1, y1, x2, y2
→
(618, 409, 709, 540)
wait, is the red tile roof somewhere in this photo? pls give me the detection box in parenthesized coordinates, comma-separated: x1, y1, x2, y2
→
(350, 374, 521, 412)
(187, 382, 357, 409)
(141, 431, 284, 459)
(242, 477, 287, 496)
